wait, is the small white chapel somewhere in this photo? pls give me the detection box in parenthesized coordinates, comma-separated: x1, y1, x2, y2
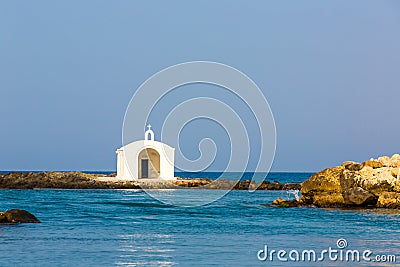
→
(115, 125, 175, 180)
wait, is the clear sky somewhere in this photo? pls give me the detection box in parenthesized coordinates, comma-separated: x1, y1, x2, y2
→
(1, 1, 399, 172)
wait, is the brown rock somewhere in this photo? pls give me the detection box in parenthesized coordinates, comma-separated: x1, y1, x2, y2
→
(340, 170, 360, 191)
(361, 160, 383, 169)
(2, 209, 40, 223)
(299, 195, 313, 205)
(377, 192, 400, 208)
(0, 212, 6, 223)
(312, 192, 345, 208)
(342, 161, 362, 171)
(271, 198, 299, 207)
(282, 183, 302, 190)
(301, 166, 344, 196)
(300, 154, 400, 208)
(342, 187, 377, 206)
(272, 198, 286, 205)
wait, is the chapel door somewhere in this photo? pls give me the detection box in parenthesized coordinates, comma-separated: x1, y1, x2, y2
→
(141, 159, 149, 178)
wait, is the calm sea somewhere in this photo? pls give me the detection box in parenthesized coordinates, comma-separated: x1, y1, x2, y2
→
(1, 172, 400, 266)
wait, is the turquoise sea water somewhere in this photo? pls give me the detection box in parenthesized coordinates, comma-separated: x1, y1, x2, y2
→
(1, 173, 400, 266)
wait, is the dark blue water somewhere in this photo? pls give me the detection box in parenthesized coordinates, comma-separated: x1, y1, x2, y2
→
(1, 174, 400, 266)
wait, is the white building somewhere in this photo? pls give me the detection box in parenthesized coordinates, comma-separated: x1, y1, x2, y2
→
(115, 125, 175, 180)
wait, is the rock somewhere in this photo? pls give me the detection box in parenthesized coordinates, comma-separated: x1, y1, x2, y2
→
(0, 171, 110, 189)
(272, 198, 285, 205)
(378, 156, 393, 167)
(0, 212, 7, 223)
(340, 170, 360, 191)
(300, 154, 400, 209)
(234, 180, 251, 190)
(281, 183, 302, 190)
(377, 192, 400, 208)
(358, 167, 395, 195)
(342, 161, 356, 167)
(301, 166, 344, 196)
(300, 167, 346, 207)
(1, 209, 40, 223)
(392, 154, 400, 167)
(0, 171, 300, 191)
(342, 187, 377, 206)
(342, 161, 362, 171)
(271, 198, 299, 207)
(310, 192, 345, 208)
(392, 168, 399, 178)
(361, 160, 383, 169)
(299, 194, 313, 205)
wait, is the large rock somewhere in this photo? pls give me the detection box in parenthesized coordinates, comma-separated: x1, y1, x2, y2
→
(377, 192, 400, 208)
(301, 166, 344, 196)
(0, 209, 40, 223)
(300, 166, 347, 207)
(300, 154, 400, 208)
(342, 187, 377, 206)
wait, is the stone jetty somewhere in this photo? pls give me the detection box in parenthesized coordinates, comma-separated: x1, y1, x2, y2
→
(0, 171, 301, 191)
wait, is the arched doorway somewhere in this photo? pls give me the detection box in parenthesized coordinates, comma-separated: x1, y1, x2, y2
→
(138, 148, 160, 178)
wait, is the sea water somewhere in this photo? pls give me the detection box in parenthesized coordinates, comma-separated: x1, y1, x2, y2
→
(1, 173, 400, 266)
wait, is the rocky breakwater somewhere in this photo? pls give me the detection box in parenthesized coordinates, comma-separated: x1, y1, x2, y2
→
(124, 178, 301, 190)
(0, 171, 117, 189)
(175, 178, 300, 190)
(300, 154, 400, 208)
(0, 171, 301, 190)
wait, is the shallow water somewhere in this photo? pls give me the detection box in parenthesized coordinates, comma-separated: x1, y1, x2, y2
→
(1, 189, 400, 266)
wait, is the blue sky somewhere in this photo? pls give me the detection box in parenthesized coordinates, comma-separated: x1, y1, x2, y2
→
(1, 1, 399, 172)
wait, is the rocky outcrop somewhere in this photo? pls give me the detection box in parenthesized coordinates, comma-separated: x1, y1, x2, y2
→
(0, 172, 111, 189)
(0, 172, 301, 191)
(299, 154, 400, 208)
(0, 209, 40, 223)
